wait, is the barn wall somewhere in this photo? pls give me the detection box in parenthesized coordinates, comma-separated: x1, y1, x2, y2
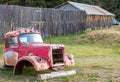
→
(86, 15, 114, 30)
(56, 4, 114, 30)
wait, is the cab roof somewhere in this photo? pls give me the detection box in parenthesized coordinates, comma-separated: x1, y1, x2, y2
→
(5, 28, 39, 38)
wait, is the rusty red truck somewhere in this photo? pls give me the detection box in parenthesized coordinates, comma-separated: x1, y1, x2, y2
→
(3, 28, 75, 76)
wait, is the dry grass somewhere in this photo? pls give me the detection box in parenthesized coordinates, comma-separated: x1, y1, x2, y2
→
(75, 56, 120, 82)
(75, 26, 120, 45)
(87, 29, 120, 44)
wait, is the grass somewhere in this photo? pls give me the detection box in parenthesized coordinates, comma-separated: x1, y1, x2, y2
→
(0, 25, 120, 81)
(0, 43, 3, 59)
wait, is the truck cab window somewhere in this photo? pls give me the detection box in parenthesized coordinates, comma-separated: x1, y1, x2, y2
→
(9, 36, 18, 47)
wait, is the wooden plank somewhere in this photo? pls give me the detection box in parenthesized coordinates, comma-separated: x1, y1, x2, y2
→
(37, 70, 76, 80)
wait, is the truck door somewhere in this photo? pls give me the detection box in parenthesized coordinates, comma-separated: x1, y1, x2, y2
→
(4, 36, 19, 66)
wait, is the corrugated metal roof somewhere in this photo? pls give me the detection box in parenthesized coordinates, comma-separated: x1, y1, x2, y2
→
(57, 1, 115, 16)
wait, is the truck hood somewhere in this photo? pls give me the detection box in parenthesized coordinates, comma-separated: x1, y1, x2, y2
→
(21, 43, 64, 48)
(19, 43, 64, 59)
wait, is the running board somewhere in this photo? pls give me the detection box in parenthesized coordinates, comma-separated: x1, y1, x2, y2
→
(37, 70, 76, 80)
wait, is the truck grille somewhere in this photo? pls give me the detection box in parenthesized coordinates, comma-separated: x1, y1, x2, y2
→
(52, 49, 64, 65)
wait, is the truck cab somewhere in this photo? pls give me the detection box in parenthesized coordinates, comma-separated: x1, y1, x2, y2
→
(3, 28, 74, 74)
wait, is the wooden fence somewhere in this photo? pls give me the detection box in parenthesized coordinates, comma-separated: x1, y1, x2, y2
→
(0, 5, 87, 42)
(0, 5, 114, 42)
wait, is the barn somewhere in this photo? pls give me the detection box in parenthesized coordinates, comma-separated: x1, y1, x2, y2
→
(55, 1, 115, 30)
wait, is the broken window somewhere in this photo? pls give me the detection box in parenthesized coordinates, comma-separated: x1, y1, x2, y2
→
(8, 36, 18, 47)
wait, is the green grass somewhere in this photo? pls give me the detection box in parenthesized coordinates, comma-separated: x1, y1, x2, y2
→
(44, 26, 120, 57)
(66, 44, 114, 57)
(0, 43, 3, 60)
(1, 25, 120, 82)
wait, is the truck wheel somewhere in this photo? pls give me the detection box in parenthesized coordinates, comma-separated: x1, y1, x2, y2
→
(14, 60, 33, 75)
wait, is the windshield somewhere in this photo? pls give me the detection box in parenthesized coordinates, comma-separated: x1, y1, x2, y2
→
(19, 33, 43, 44)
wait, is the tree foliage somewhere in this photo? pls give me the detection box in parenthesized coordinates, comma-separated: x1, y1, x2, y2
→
(0, 0, 120, 20)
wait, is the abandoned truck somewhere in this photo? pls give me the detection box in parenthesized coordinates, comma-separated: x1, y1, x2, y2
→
(3, 28, 75, 75)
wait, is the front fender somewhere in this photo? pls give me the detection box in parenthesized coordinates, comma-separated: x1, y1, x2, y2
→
(13, 56, 49, 75)
(64, 54, 75, 66)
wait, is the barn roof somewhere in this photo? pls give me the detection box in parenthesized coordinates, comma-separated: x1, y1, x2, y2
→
(55, 1, 115, 16)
